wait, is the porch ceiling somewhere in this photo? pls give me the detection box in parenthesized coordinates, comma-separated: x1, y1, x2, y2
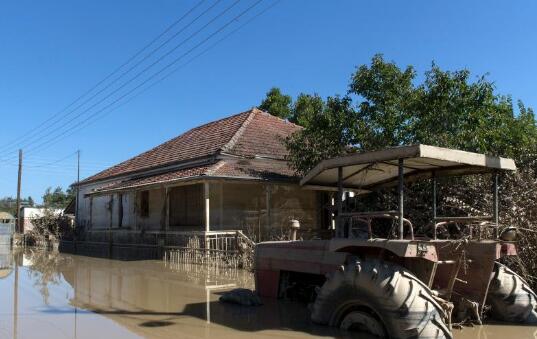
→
(86, 158, 298, 196)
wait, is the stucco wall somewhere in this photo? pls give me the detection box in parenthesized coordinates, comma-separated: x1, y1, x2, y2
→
(137, 188, 165, 231)
(208, 181, 320, 242)
(78, 180, 321, 240)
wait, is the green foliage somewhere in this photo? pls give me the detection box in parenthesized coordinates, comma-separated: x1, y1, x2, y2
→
(0, 196, 36, 216)
(42, 186, 74, 209)
(258, 87, 293, 120)
(260, 54, 537, 174)
(350, 56, 537, 159)
(285, 96, 359, 174)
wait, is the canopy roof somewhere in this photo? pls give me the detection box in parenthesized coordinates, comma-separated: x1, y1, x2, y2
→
(300, 144, 516, 190)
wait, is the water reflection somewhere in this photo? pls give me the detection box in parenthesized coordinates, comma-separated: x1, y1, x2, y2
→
(0, 247, 536, 339)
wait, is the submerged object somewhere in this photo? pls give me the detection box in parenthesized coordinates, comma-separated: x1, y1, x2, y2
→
(219, 288, 262, 306)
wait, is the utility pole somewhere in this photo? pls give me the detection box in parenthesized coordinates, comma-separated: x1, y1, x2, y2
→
(15, 149, 22, 234)
(76, 150, 80, 226)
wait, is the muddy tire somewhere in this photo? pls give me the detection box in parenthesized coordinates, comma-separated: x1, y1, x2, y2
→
(487, 262, 537, 323)
(311, 257, 451, 338)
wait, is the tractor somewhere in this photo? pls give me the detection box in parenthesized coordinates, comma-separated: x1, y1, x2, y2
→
(255, 144, 537, 338)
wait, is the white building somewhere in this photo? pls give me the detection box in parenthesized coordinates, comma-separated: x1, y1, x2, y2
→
(21, 207, 63, 234)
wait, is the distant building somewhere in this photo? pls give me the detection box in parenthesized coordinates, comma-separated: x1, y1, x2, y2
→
(74, 108, 332, 250)
(0, 212, 15, 225)
(20, 207, 63, 234)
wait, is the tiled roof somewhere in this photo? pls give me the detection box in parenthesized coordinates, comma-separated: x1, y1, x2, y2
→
(81, 108, 301, 184)
(90, 159, 296, 194)
(92, 164, 213, 193)
(210, 159, 298, 180)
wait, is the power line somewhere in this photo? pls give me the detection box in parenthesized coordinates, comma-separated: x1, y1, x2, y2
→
(0, 0, 208, 154)
(0, 0, 221, 155)
(8, 0, 265, 158)
(0, 0, 241, 158)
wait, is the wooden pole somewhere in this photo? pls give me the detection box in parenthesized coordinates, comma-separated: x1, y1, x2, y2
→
(75, 150, 80, 227)
(15, 149, 22, 234)
(74, 150, 80, 253)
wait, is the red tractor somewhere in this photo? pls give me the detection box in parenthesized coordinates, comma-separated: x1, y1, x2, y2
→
(255, 145, 537, 338)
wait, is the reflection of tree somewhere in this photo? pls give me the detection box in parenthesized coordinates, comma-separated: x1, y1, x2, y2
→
(25, 249, 71, 304)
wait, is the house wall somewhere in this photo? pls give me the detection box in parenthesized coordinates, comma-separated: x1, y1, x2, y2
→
(136, 188, 165, 231)
(78, 180, 321, 242)
(209, 181, 320, 242)
(79, 182, 161, 230)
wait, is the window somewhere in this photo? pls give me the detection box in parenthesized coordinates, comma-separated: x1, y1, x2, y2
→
(140, 191, 149, 217)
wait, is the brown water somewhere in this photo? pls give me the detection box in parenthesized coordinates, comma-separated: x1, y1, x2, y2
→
(0, 248, 535, 339)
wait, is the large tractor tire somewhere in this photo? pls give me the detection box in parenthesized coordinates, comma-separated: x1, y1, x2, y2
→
(311, 257, 451, 339)
(487, 262, 537, 323)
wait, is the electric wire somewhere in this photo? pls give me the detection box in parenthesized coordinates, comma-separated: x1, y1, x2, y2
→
(0, 0, 208, 153)
(8, 0, 264, 159)
(0, 0, 241, 159)
(0, 0, 222, 155)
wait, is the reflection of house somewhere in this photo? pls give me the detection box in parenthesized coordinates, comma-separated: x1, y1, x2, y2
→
(75, 109, 330, 249)
(20, 207, 63, 233)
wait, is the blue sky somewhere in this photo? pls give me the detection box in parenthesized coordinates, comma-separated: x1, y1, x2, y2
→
(0, 0, 536, 202)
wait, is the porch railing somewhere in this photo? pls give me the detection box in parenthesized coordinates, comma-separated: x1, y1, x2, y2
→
(164, 230, 255, 269)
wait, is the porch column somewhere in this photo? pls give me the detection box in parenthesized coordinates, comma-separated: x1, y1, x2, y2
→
(266, 185, 271, 236)
(165, 187, 170, 231)
(89, 196, 93, 229)
(204, 182, 210, 232)
(219, 182, 224, 229)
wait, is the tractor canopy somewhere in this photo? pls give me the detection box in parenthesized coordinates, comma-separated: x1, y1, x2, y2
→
(300, 144, 517, 240)
(300, 144, 516, 191)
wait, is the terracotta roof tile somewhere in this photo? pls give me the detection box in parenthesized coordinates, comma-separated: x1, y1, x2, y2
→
(210, 159, 297, 180)
(91, 159, 297, 194)
(81, 108, 300, 184)
(92, 165, 212, 193)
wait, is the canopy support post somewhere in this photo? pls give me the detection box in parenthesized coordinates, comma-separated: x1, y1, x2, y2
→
(432, 171, 437, 239)
(398, 158, 404, 240)
(493, 171, 499, 239)
(432, 171, 437, 219)
(336, 166, 343, 238)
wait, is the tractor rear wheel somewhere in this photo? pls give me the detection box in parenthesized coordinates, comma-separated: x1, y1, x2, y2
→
(487, 262, 537, 323)
(311, 257, 452, 339)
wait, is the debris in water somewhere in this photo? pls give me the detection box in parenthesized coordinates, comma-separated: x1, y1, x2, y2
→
(219, 288, 262, 306)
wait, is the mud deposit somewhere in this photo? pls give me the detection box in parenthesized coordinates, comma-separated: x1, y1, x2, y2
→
(0, 248, 535, 339)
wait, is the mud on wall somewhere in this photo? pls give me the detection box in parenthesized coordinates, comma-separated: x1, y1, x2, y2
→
(208, 181, 321, 242)
(78, 180, 322, 241)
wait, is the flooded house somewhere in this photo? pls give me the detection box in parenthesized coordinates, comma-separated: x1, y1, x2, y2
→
(72, 108, 330, 258)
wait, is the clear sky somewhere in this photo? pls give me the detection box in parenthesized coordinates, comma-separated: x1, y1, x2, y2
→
(0, 0, 536, 202)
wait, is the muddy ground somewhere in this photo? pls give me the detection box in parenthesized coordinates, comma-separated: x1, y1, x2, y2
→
(0, 248, 535, 339)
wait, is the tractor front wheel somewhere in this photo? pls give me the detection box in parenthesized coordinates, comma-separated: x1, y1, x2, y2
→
(311, 257, 452, 339)
(487, 262, 537, 323)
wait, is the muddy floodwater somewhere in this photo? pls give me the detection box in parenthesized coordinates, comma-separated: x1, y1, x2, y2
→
(0, 247, 536, 339)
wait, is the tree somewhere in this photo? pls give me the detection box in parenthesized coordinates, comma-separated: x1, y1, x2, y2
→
(260, 54, 537, 174)
(350, 56, 537, 159)
(259, 87, 293, 120)
(43, 186, 74, 209)
(285, 95, 360, 174)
